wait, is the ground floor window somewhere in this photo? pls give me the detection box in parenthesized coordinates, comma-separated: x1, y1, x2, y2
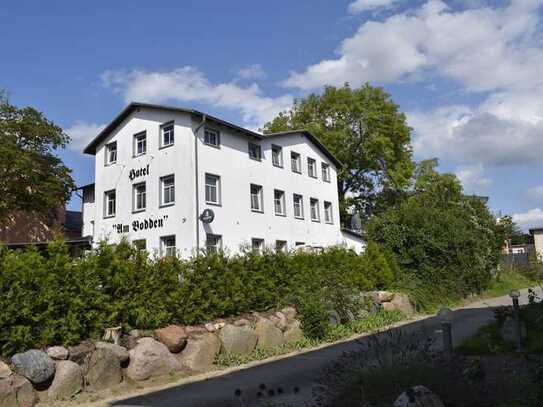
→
(275, 240, 287, 252)
(206, 234, 222, 253)
(133, 239, 146, 251)
(161, 235, 176, 257)
(251, 238, 264, 253)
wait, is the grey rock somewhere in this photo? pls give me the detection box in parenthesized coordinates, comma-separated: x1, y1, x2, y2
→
(501, 317, 527, 345)
(85, 348, 122, 390)
(0, 375, 38, 407)
(48, 360, 83, 400)
(255, 317, 284, 349)
(68, 342, 95, 366)
(95, 342, 129, 363)
(367, 290, 395, 303)
(383, 293, 415, 316)
(46, 346, 69, 361)
(219, 324, 257, 355)
(283, 320, 304, 344)
(178, 333, 221, 373)
(233, 318, 251, 327)
(0, 362, 11, 379)
(328, 309, 341, 327)
(120, 334, 139, 350)
(129, 329, 155, 338)
(270, 312, 288, 331)
(11, 350, 55, 384)
(127, 338, 181, 381)
(393, 385, 445, 407)
(281, 306, 297, 321)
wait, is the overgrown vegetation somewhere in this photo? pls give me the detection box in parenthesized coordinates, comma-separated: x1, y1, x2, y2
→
(367, 159, 503, 311)
(0, 240, 395, 355)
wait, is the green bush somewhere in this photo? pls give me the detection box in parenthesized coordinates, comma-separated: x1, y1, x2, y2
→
(0, 239, 395, 355)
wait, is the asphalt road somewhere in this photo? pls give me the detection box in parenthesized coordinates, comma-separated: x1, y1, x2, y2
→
(113, 288, 540, 407)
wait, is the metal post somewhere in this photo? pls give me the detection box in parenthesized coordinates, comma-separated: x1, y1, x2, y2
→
(442, 321, 453, 356)
(512, 296, 523, 352)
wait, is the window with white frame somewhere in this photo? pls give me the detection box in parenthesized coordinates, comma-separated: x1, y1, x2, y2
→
(248, 142, 262, 161)
(291, 152, 301, 173)
(293, 194, 304, 219)
(274, 189, 285, 216)
(307, 158, 317, 178)
(322, 163, 330, 182)
(205, 174, 221, 205)
(134, 131, 146, 156)
(161, 235, 176, 257)
(160, 175, 175, 206)
(133, 182, 146, 212)
(204, 127, 220, 147)
(250, 184, 263, 212)
(251, 238, 264, 253)
(161, 122, 174, 147)
(275, 240, 287, 252)
(133, 239, 146, 251)
(272, 145, 283, 167)
(206, 234, 222, 253)
(105, 142, 117, 165)
(324, 201, 333, 224)
(310, 198, 320, 222)
(104, 190, 116, 217)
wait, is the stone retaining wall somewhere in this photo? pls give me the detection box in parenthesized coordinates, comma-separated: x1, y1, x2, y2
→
(0, 291, 413, 406)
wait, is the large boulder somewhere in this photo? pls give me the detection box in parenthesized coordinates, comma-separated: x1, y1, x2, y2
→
(127, 338, 181, 381)
(0, 375, 37, 407)
(46, 346, 69, 361)
(219, 324, 257, 355)
(500, 317, 527, 345)
(383, 293, 414, 316)
(281, 306, 297, 321)
(393, 385, 445, 407)
(283, 320, 304, 344)
(48, 360, 83, 400)
(68, 342, 95, 366)
(0, 362, 11, 380)
(85, 348, 122, 390)
(255, 317, 284, 349)
(11, 350, 55, 385)
(95, 342, 130, 363)
(270, 312, 288, 331)
(179, 333, 221, 373)
(367, 291, 395, 303)
(154, 325, 187, 353)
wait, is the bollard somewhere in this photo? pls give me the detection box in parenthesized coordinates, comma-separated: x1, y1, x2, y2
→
(437, 307, 453, 356)
(509, 289, 523, 353)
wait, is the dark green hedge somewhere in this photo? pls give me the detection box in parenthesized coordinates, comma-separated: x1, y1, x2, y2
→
(0, 240, 394, 355)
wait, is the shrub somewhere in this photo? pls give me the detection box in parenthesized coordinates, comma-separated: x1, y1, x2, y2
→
(0, 238, 395, 355)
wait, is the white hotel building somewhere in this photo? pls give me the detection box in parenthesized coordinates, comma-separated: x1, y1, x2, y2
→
(80, 103, 364, 257)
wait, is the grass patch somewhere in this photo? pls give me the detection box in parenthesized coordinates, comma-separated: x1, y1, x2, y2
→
(482, 271, 537, 299)
(214, 310, 406, 368)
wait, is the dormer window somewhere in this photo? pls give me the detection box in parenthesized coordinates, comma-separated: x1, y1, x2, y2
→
(248, 142, 262, 161)
(105, 141, 117, 165)
(161, 122, 174, 147)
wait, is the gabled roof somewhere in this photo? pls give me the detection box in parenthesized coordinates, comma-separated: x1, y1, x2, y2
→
(82, 102, 342, 168)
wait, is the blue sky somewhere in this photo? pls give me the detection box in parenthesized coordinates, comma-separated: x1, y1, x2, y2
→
(2, 0, 543, 229)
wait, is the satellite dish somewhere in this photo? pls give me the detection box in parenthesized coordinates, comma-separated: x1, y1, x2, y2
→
(199, 209, 215, 224)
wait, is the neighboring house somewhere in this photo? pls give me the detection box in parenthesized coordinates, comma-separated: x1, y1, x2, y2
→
(530, 228, 543, 260)
(81, 102, 365, 256)
(0, 207, 90, 253)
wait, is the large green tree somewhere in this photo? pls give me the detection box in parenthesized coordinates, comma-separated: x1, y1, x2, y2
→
(0, 92, 74, 221)
(262, 83, 414, 223)
(366, 159, 502, 309)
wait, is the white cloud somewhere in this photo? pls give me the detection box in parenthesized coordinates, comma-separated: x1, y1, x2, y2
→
(284, 0, 543, 91)
(237, 64, 266, 80)
(526, 186, 543, 201)
(513, 208, 543, 230)
(456, 164, 491, 192)
(348, 0, 401, 13)
(65, 122, 105, 151)
(102, 67, 292, 128)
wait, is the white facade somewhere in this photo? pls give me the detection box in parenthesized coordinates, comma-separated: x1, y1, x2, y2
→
(82, 104, 365, 257)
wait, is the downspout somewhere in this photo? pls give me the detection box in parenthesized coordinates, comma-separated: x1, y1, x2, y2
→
(194, 114, 207, 251)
